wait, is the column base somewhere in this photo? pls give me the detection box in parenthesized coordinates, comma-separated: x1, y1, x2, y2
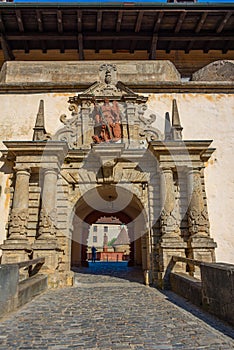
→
(157, 236, 187, 288)
(188, 235, 217, 277)
(32, 241, 74, 288)
(0, 239, 32, 264)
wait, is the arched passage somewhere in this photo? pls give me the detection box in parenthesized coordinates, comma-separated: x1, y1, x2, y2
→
(70, 184, 150, 272)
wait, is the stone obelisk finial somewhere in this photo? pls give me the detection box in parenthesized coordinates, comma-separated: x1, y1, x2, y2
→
(33, 100, 49, 141)
(164, 112, 172, 141)
(171, 99, 183, 140)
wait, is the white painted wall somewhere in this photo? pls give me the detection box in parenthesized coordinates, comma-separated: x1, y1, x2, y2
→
(0, 92, 233, 263)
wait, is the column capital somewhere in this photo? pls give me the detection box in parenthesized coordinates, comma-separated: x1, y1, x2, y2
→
(41, 167, 59, 176)
(160, 166, 173, 174)
(13, 166, 31, 176)
(186, 167, 201, 175)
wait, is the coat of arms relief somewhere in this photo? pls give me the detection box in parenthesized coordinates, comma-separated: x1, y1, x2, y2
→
(53, 64, 162, 149)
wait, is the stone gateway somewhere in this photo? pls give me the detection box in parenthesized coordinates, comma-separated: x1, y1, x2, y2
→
(0, 61, 225, 288)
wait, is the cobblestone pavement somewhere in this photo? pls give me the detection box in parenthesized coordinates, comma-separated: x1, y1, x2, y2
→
(0, 262, 234, 350)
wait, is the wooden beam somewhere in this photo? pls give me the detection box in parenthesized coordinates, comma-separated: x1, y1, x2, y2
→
(77, 10, 82, 33)
(135, 11, 144, 33)
(203, 40, 210, 54)
(195, 12, 208, 33)
(116, 10, 123, 32)
(154, 11, 164, 33)
(0, 34, 15, 61)
(36, 10, 43, 32)
(5, 32, 234, 42)
(78, 33, 84, 60)
(57, 10, 63, 34)
(222, 40, 230, 54)
(112, 39, 117, 53)
(166, 41, 173, 54)
(0, 14, 6, 33)
(130, 40, 136, 54)
(149, 33, 158, 60)
(15, 10, 24, 33)
(185, 41, 193, 54)
(216, 11, 233, 33)
(175, 11, 186, 33)
(42, 40, 47, 54)
(97, 11, 102, 32)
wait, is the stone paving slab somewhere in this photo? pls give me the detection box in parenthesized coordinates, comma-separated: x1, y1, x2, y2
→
(0, 263, 233, 350)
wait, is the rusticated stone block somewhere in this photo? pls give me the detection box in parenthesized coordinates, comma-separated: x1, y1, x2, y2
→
(192, 60, 234, 81)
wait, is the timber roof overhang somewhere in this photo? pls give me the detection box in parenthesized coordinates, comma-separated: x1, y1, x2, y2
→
(0, 2, 234, 60)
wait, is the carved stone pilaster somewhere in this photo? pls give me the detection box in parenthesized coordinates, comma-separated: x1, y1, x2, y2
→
(160, 168, 180, 237)
(8, 208, 29, 240)
(187, 168, 217, 272)
(38, 208, 57, 239)
(187, 168, 210, 237)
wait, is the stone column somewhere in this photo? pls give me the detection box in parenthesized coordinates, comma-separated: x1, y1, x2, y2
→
(1, 167, 31, 264)
(187, 168, 216, 274)
(38, 168, 58, 240)
(158, 167, 186, 285)
(9, 167, 30, 240)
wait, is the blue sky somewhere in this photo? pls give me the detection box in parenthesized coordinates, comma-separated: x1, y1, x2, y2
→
(12, 0, 234, 3)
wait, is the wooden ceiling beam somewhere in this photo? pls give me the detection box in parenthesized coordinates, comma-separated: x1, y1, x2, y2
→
(5, 32, 234, 42)
(149, 33, 158, 59)
(97, 11, 102, 32)
(195, 12, 208, 33)
(222, 40, 230, 54)
(166, 41, 173, 54)
(36, 10, 43, 32)
(135, 11, 144, 33)
(77, 10, 82, 33)
(15, 10, 24, 33)
(185, 41, 193, 54)
(0, 14, 6, 33)
(216, 11, 232, 33)
(203, 40, 210, 54)
(154, 11, 164, 33)
(116, 10, 123, 32)
(57, 10, 63, 34)
(42, 40, 47, 53)
(78, 33, 84, 60)
(0, 34, 15, 60)
(174, 11, 186, 33)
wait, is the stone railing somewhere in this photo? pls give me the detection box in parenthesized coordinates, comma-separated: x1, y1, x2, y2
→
(168, 256, 234, 327)
(0, 257, 47, 318)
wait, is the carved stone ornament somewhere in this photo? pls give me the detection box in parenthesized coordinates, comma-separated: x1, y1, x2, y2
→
(161, 208, 180, 236)
(38, 208, 57, 239)
(53, 64, 162, 149)
(188, 208, 210, 236)
(8, 208, 29, 239)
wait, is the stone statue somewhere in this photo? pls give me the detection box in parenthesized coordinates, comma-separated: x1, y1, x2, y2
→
(92, 98, 122, 143)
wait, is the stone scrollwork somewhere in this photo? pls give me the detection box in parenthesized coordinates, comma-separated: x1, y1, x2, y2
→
(9, 208, 29, 239)
(188, 207, 210, 236)
(38, 208, 57, 239)
(187, 169, 210, 237)
(161, 208, 180, 236)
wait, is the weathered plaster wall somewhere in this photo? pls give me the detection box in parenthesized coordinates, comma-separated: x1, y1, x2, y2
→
(0, 92, 233, 264)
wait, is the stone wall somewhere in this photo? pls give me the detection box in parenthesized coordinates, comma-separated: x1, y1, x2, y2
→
(0, 61, 233, 265)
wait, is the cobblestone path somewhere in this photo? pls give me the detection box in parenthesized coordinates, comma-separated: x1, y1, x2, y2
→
(0, 262, 234, 350)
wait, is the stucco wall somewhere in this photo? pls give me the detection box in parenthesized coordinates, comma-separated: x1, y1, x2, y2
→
(0, 91, 233, 264)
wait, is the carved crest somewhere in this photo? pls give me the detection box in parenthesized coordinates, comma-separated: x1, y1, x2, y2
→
(53, 64, 162, 149)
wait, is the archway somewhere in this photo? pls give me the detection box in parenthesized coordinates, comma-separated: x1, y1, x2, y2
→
(70, 184, 150, 274)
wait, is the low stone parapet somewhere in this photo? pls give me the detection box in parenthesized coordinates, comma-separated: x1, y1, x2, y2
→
(169, 257, 234, 327)
(0, 258, 47, 318)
